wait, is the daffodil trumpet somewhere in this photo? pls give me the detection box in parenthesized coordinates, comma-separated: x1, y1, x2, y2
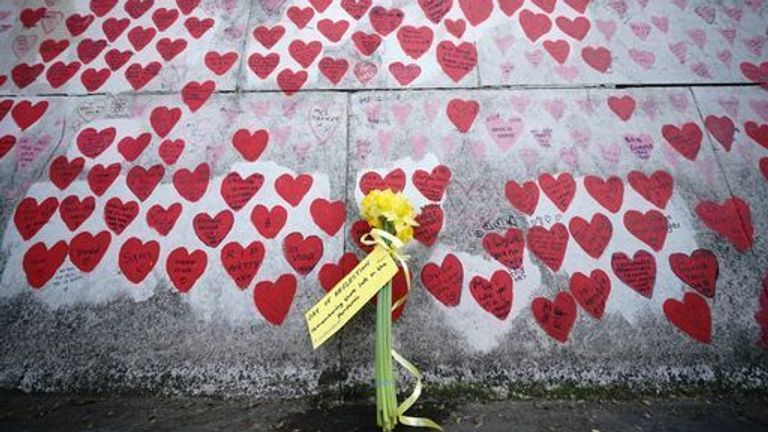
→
(359, 189, 442, 432)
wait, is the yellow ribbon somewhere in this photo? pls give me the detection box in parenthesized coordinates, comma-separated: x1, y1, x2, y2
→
(360, 228, 443, 431)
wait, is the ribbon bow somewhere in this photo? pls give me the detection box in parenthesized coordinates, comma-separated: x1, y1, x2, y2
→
(360, 228, 443, 431)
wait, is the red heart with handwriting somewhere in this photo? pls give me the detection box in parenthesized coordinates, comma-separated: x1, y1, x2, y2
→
(483, 228, 525, 269)
(413, 165, 451, 201)
(568, 213, 612, 259)
(288, 40, 322, 68)
(623, 209, 668, 251)
(663, 292, 711, 344)
(527, 223, 569, 272)
(248, 53, 279, 79)
(254, 274, 297, 325)
(352, 31, 382, 56)
(538, 172, 575, 212)
(14, 197, 58, 240)
(627, 170, 673, 209)
(205, 51, 238, 75)
(173, 163, 210, 202)
(704, 115, 735, 151)
(49, 156, 85, 190)
(70, 230, 111, 272)
(745, 121, 768, 149)
(159, 139, 184, 165)
(532, 292, 577, 343)
(662, 122, 702, 161)
(505, 180, 539, 215)
(499, 0, 524, 16)
(46, 61, 81, 88)
(276, 69, 308, 96)
(414, 204, 444, 247)
(184, 17, 213, 38)
(319, 57, 349, 84)
(127, 164, 164, 202)
(253, 25, 285, 49)
(446, 98, 479, 132)
(0, 135, 15, 159)
(181, 80, 214, 113)
(669, 249, 718, 298)
(119, 237, 160, 284)
(146, 203, 182, 236)
(436, 41, 477, 83)
(470, 270, 513, 320)
(275, 173, 313, 207)
(221, 172, 264, 211)
(397, 26, 433, 59)
(569, 269, 611, 319)
(125, 62, 161, 90)
(283, 232, 323, 275)
(150, 106, 181, 138)
(341, 0, 372, 19)
(581, 46, 612, 72)
(251, 204, 287, 239)
(695, 197, 753, 252)
(104, 197, 138, 235)
(585, 175, 623, 213)
(445, 19, 466, 38)
(194, 210, 234, 248)
(611, 250, 655, 298)
(310, 198, 345, 236)
(221, 241, 265, 289)
(23, 241, 68, 288)
(421, 253, 463, 307)
(370, 6, 404, 36)
(81, 68, 110, 91)
(60, 195, 95, 231)
(166, 247, 207, 293)
(519, 9, 552, 42)
(77, 127, 116, 158)
(117, 132, 151, 162)
(360, 168, 406, 194)
(318, 19, 349, 42)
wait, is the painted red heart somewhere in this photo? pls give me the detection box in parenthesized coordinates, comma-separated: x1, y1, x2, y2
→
(221, 241, 265, 289)
(414, 204, 444, 247)
(126, 164, 164, 201)
(166, 247, 207, 293)
(232, 129, 268, 161)
(662, 122, 702, 161)
(159, 139, 184, 164)
(319, 57, 349, 84)
(695, 197, 753, 252)
(310, 198, 345, 236)
(60, 195, 95, 231)
(102, 18, 129, 42)
(77, 39, 107, 64)
(193, 210, 234, 248)
(46, 61, 81, 88)
(499, 0, 524, 16)
(0, 135, 17, 159)
(77, 127, 116, 159)
(359, 168, 406, 194)
(127, 26, 156, 51)
(181, 80, 214, 113)
(704, 115, 735, 151)
(470, 270, 513, 320)
(287, 6, 314, 29)
(397, 26, 433, 59)
(309, 0, 332, 12)
(627, 170, 673, 209)
(124, 61, 161, 90)
(20, 7, 46, 28)
(283, 232, 323, 275)
(275, 173, 313, 207)
(250, 204, 287, 239)
(288, 40, 322, 68)
(352, 31, 382, 56)
(436, 42, 477, 83)
(532, 292, 577, 343)
(505, 180, 539, 215)
(740, 61, 768, 85)
(125, 0, 152, 18)
(623, 209, 668, 252)
(14, 197, 58, 240)
(669, 249, 718, 298)
(65, 14, 94, 37)
(152, 7, 178, 31)
(555, 16, 591, 41)
(11, 100, 48, 131)
(446, 98, 479, 133)
(318, 252, 360, 292)
(611, 250, 655, 298)
(538, 172, 575, 212)
(146, 203, 182, 236)
(105, 49, 133, 70)
(543, 39, 570, 64)
(70, 230, 111, 272)
(248, 53, 280, 79)
(568, 213, 612, 259)
(519, 9, 552, 42)
(745, 121, 768, 149)
(532, 0, 556, 12)
(49, 156, 85, 190)
(444, 19, 466, 38)
(569, 269, 611, 319)
(760, 157, 768, 182)
(527, 223, 569, 272)
(459, 0, 492, 26)
(204, 51, 238, 75)
(87, 163, 120, 196)
(150, 106, 181, 138)
(663, 292, 712, 344)
(184, 17, 214, 38)
(104, 198, 139, 235)
(369, 6, 404, 35)
(11, 64, 45, 90)
(39, 39, 70, 63)
(607, 95, 635, 121)
(351, 219, 374, 253)
(119, 237, 160, 284)
(117, 132, 151, 162)
(341, 0, 372, 19)
(0, 100, 12, 122)
(581, 46, 612, 72)
(317, 19, 349, 42)
(483, 228, 525, 269)
(421, 253, 463, 307)
(254, 274, 297, 325)
(177, 0, 200, 15)
(81, 67, 110, 91)
(23, 241, 68, 288)
(584, 175, 623, 213)
(564, 0, 589, 13)
(276, 68, 308, 96)
(221, 172, 264, 211)
(419, 0, 452, 23)
(173, 163, 210, 202)
(91, 0, 117, 17)
(253, 25, 285, 49)
(413, 165, 451, 201)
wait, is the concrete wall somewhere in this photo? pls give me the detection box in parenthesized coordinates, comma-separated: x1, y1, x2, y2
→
(0, 0, 767, 397)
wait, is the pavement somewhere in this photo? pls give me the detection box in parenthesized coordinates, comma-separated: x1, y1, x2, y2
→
(1, 390, 767, 432)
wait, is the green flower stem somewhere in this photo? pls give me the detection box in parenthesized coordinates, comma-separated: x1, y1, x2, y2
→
(376, 220, 398, 432)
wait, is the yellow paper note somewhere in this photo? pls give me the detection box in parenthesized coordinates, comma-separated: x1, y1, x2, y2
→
(305, 246, 398, 350)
